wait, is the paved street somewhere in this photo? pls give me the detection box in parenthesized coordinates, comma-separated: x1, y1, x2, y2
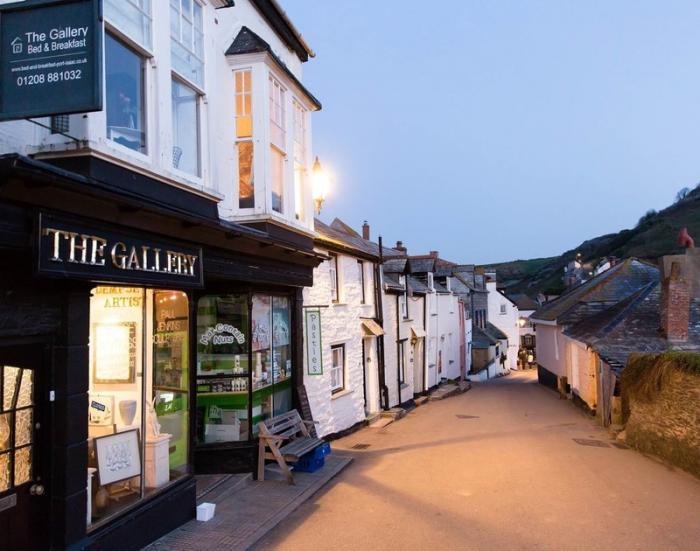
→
(253, 371, 700, 551)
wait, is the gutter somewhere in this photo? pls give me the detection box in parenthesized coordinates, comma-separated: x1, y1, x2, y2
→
(269, 0, 316, 58)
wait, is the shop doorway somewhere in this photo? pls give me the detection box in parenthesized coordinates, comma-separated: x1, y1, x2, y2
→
(0, 341, 50, 551)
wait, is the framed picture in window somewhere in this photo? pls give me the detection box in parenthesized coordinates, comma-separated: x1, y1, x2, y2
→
(95, 429, 141, 485)
(93, 322, 137, 384)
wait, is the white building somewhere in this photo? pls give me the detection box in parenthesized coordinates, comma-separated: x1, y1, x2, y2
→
(303, 219, 392, 435)
(485, 272, 519, 371)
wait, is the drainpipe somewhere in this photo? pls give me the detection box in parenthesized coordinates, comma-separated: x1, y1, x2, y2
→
(376, 236, 389, 410)
(396, 294, 401, 407)
(423, 291, 428, 394)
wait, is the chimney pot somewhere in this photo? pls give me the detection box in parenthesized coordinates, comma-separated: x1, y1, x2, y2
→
(661, 260, 690, 342)
(429, 250, 439, 259)
(362, 221, 370, 240)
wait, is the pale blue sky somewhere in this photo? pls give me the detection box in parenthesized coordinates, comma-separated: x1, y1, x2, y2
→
(283, 0, 700, 264)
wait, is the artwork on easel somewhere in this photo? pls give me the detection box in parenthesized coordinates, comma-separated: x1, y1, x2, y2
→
(95, 429, 141, 485)
(93, 322, 137, 384)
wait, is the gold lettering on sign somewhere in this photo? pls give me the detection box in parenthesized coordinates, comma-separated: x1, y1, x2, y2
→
(111, 242, 127, 269)
(43, 227, 65, 262)
(67, 232, 89, 264)
(126, 247, 141, 271)
(91, 237, 107, 266)
(153, 248, 161, 271)
(166, 251, 177, 273)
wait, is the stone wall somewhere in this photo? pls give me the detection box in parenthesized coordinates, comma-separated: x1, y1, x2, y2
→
(622, 356, 700, 478)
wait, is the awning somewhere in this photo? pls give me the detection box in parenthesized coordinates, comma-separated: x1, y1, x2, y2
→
(411, 326, 426, 339)
(361, 319, 384, 337)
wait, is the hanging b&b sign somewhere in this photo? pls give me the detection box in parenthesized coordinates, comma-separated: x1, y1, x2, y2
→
(0, 0, 103, 121)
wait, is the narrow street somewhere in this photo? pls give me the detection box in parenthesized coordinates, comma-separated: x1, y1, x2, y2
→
(254, 371, 700, 551)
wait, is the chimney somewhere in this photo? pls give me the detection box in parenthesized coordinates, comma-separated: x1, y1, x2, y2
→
(394, 241, 407, 254)
(661, 261, 690, 342)
(362, 220, 370, 240)
(429, 250, 439, 259)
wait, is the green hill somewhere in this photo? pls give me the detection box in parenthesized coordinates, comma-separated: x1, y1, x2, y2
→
(484, 185, 700, 297)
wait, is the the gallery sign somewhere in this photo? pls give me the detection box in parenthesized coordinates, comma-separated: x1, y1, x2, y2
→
(37, 213, 205, 287)
(0, 0, 102, 121)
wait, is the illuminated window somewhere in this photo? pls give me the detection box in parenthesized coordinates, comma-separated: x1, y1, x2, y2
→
(235, 70, 254, 208)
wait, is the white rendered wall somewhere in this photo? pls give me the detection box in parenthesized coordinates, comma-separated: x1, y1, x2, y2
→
(303, 249, 372, 437)
(486, 282, 519, 371)
(436, 293, 460, 380)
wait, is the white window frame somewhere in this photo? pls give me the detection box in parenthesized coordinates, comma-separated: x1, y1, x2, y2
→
(234, 68, 255, 210)
(329, 254, 339, 303)
(170, 76, 202, 177)
(170, 0, 205, 88)
(330, 344, 345, 394)
(398, 340, 406, 384)
(399, 293, 408, 320)
(104, 0, 153, 52)
(292, 99, 307, 221)
(500, 304, 507, 315)
(358, 260, 366, 304)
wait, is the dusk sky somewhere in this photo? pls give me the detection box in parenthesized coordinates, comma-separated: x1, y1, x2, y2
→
(283, 1, 700, 264)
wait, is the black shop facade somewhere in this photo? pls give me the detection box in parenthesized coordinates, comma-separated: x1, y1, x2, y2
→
(0, 154, 321, 550)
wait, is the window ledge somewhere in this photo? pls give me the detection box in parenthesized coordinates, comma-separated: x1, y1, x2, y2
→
(331, 388, 353, 400)
(332, 302, 348, 307)
(400, 383, 410, 390)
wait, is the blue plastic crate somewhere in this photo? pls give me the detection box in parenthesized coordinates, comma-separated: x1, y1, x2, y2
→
(318, 442, 331, 457)
(292, 454, 325, 473)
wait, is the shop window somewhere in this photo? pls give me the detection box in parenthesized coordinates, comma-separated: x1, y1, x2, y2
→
(171, 78, 200, 176)
(196, 295, 249, 444)
(87, 287, 189, 530)
(195, 294, 292, 442)
(105, 34, 147, 154)
(330, 345, 345, 394)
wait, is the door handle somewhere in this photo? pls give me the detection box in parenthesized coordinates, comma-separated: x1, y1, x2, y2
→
(29, 484, 45, 496)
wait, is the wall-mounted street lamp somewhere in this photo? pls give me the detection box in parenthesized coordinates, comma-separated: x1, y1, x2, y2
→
(312, 156, 329, 215)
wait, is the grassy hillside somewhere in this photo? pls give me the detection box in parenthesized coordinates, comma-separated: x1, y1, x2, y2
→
(484, 185, 700, 296)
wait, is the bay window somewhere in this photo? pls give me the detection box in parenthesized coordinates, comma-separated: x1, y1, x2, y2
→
(235, 70, 254, 209)
(170, 0, 204, 87)
(293, 100, 307, 220)
(105, 34, 147, 154)
(269, 76, 286, 214)
(171, 79, 200, 176)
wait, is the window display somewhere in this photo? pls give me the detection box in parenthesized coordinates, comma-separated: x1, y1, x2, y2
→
(195, 293, 293, 442)
(87, 287, 189, 530)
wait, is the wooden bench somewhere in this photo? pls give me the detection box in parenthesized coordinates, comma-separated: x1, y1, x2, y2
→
(257, 410, 323, 484)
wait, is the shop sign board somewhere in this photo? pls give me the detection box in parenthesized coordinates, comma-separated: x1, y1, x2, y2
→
(305, 309, 323, 375)
(0, 0, 103, 121)
(37, 213, 205, 288)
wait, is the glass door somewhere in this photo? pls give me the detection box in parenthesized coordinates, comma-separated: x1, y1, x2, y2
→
(0, 343, 49, 550)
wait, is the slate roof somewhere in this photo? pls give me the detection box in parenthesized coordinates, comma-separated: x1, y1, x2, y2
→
(407, 276, 429, 295)
(384, 273, 405, 292)
(314, 218, 400, 260)
(531, 259, 659, 323)
(226, 26, 322, 110)
(509, 293, 539, 311)
(564, 283, 700, 373)
(484, 322, 508, 341)
(472, 326, 497, 348)
(330, 218, 360, 238)
(408, 257, 436, 274)
(383, 258, 407, 274)
(433, 281, 449, 293)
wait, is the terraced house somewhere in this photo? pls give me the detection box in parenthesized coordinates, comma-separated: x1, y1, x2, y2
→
(0, 1, 324, 548)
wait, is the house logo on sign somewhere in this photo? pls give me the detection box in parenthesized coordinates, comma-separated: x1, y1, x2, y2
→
(11, 37, 22, 54)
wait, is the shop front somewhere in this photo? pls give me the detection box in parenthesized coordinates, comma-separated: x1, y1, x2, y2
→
(0, 154, 319, 550)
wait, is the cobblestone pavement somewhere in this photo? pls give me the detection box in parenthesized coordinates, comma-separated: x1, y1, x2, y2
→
(252, 371, 700, 551)
(144, 455, 351, 550)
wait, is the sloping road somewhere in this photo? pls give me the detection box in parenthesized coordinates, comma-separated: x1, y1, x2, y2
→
(253, 370, 700, 550)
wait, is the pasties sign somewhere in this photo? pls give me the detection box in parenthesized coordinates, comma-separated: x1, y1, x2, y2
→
(37, 213, 204, 287)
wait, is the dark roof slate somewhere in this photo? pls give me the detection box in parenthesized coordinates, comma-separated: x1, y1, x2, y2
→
(226, 26, 321, 110)
(314, 218, 399, 260)
(531, 259, 659, 323)
(472, 326, 497, 348)
(509, 293, 539, 311)
(383, 258, 407, 274)
(484, 322, 508, 341)
(408, 257, 436, 274)
(408, 276, 429, 295)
